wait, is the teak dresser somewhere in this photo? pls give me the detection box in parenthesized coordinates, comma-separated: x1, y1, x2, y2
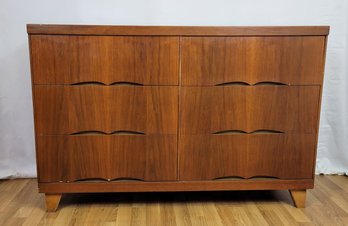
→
(27, 25, 329, 211)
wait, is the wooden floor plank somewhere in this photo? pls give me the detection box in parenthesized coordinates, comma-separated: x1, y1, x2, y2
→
(173, 197, 192, 226)
(1, 176, 348, 225)
(328, 175, 348, 192)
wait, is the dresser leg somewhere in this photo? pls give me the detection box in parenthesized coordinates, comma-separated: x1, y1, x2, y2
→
(289, 189, 306, 208)
(45, 194, 62, 212)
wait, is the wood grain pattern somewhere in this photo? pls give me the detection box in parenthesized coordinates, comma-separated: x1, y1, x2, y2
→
(27, 24, 330, 36)
(181, 36, 326, 86)
(2, 176, 348, 225)
(27, 25, 329, 210)
(38, 179, 314, 193)
(30, 35, 179, 85)
(179, 134, 316, 180)
(289, 189, 307, 208)
(312, 36, 329, 177)
(33, 86, 178, 135)
(36, 135, 177, 182)
(180, 86, 320, 134)
(45, 194, 62, 212)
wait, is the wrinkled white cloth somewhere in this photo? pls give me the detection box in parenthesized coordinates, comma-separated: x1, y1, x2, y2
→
(0, 0, 347, 178)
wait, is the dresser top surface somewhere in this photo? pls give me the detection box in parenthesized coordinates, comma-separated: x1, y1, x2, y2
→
(27, 24, 329, 36)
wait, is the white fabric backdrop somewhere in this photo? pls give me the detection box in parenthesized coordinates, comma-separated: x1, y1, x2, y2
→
(0, 0, 347, 178)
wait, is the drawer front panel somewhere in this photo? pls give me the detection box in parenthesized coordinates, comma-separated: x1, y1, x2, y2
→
(179, 134, 316, 180)
(33, 86, 178, 135)
(30, 35, 179, 85)
(181, 36, 325, 86)
(180, 86, 320, 134)
(37, 135, 177, 182)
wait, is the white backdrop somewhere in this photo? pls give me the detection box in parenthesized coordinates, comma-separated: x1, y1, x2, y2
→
(0, 0, 347, 178)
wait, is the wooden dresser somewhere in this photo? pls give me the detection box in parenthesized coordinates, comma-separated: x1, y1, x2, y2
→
(27, 25, 329, 211)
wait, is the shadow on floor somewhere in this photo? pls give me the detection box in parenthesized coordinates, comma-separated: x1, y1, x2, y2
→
(58, 190, 294, 209)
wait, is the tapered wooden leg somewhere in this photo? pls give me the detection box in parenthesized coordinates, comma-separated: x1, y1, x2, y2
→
(45, 194, 62, 212)
(289, 189, 306, 208)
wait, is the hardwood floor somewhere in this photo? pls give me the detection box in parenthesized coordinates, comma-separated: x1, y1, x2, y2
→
(0, 175, 347, 225)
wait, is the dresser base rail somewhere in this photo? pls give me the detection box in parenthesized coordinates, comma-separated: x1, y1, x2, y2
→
(40, 180, 312, 211)
(39, 179, 313, 193)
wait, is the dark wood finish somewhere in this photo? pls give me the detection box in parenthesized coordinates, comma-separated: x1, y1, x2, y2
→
(38, 179, 314, 193)
(180, 86, 320, 134)
(311, 36, 329, 177)
(181, 36, 326, 85)
(33, 86, 178, 135)
(27, 25, 329, 211)
(289, 189, 307, 208)
(36, 135, 177, 182)
(179, 134, 316, 180)
(27, 24, 329, 36)
(45, 194, 62, 212)
(30, 35, 179, 85)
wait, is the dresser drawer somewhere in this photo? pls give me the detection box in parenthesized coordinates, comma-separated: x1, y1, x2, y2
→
(33, 86, 178, 135)
(179, 134, 316, 180)
(30, 35, 179, 85)
(180, 86, 320, 134)
(37, 135, 177, 182)
(181, 36, 325, 86)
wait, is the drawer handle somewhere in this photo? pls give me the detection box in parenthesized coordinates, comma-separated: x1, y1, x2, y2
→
(215, 81, 250, 86)
(70, 81, 144, 86)
(248, 176, 280, 180)
(212, 129, 284, 135)
(214, 176, 244, 180)
(214, 175, 280, 180)
(254, 81, 289, 86)
(70, 130, 145, 136)
(109, 81, 143, 86)
(73, 177, 144, 182)
(215, 81, 289, 86)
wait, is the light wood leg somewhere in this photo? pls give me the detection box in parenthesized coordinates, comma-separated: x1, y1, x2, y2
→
(45, 194, 62, 212)
(289, 189, 306, 208)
